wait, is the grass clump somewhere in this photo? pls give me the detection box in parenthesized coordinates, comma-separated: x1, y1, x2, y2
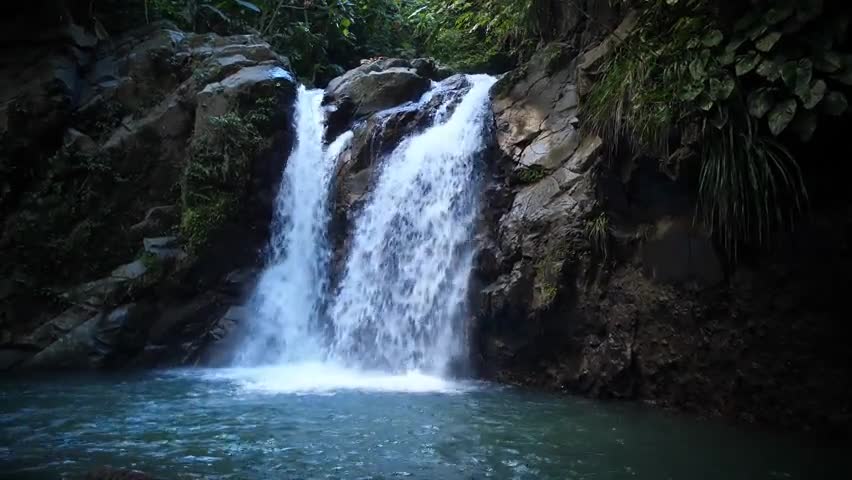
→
(585, 214, 610, 261)
(517, 165, 549, 184)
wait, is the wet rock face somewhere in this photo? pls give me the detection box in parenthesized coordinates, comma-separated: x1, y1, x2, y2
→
(474, 37, 852, 433)
(0, 22, 295, 370)
(323, 58, 449, 140)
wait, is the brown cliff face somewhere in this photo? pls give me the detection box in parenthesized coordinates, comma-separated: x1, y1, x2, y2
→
(471, 32, 852, 435)
(0, 21, 296, 370)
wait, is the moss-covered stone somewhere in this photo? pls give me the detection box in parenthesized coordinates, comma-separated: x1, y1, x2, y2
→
(516, 165, 549, 184)
(178, 94, 278, 254)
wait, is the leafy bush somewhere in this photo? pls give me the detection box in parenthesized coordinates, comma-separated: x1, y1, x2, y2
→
(586, 0, 849, 254)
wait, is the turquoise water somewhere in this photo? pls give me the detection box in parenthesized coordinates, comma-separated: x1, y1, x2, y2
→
(0, 367, 847, 479)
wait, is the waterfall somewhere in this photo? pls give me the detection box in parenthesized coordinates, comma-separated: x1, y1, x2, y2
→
(236, 87, 352, 366)
(329, 75, 497, 373)
(236, 75, 496, 381)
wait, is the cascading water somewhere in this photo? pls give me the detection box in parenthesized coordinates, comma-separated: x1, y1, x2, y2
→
(329, 75, 497, 373)
(236, 86, 352, 366)
(235, 75, 497, 387)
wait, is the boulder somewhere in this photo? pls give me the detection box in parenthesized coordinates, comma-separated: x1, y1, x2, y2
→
(195, 64, 295, 136)
(323, 58, 442, 133)
(24, 303, 152, 369)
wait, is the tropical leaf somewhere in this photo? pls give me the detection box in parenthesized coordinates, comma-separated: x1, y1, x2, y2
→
(768, 98, 798, 135)
(755, 32, 782, 52)
(680, 82, 704, 102)
(726, 33, 747, 52)
(719, 49, 736, 66)
(800, 80, 827, 109)
(689, 56, 707, 81)
(697, 93, 714, 111)
(702, 30, 724, 47)
(813, 51, 843, 73)
(748, 88, 775, 119)
(709, 74, 735, 101)
(756, 57, 783, 81)
(736, 52, 761, 76)
(782, 59, 813, 98)
(747, 22, 768, 41)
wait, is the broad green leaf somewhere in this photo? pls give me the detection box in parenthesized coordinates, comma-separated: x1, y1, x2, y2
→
(790, 111, 818, 142)
(697, 93, 714, 112)
(782, 59, 812, 97)
(708, 74, 735, 101)
(736, 52, 761, 76)
(755, 32, 782, 52)
(702, 30, 724, 47)
(708, 78, 723, 100)
(719, 50, 736, 66)
(813, 51, 843, 73)
(726, 33, 747, 52)
(794, 59, 813, 98)
(689, 57, 707, 81)
(799, 79, 826, 109)
(756, 57, 783, 81)
(679, 82, 704, 102)
(822, 91, 848, 116)
(748, 88, 775, 119)
(748, 23, 768, 41)
(768, 98, 798, 135)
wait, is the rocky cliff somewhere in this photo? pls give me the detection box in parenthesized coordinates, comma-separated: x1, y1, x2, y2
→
(0, 20, 296, 370)
(470, 17, 852, 435)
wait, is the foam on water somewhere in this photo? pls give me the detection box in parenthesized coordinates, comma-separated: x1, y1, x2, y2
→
(235, 75, 497, 390)
(199, 364, 470, 395)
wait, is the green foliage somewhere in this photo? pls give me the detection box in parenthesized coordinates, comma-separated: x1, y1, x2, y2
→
(180, 194, 236, 253)
(586, 0, 849, 254)
(181, 99, 271, 252)
(697, 107, 807, 254)
(517, 165, 548, 184)
(585, 214, 610, 261)
(146, 0, 417, 83)
(404, 0, 542, 71)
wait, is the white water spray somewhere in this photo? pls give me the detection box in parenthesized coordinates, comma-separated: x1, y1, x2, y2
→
(329, 75, 497, 373)
(237, 87, 352, 366)
(235, 75, 496, 388)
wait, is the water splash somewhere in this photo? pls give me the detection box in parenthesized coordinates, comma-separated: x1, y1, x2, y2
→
(237, 75, 497, 384)
(237, 87, 352, 366)
(329, 75, 497, 374)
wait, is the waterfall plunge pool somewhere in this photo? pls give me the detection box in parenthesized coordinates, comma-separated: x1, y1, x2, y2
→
(1, 368, 847, 479)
